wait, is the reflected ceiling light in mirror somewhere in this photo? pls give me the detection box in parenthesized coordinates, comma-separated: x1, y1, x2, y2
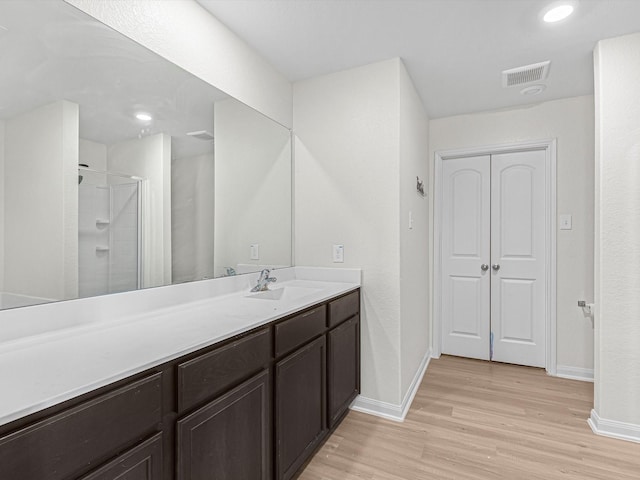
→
(135, 112, 153, 121)
(543, 3, 575, 23)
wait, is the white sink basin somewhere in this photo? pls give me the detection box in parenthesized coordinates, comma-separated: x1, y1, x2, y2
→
(246, 286, 322, 302)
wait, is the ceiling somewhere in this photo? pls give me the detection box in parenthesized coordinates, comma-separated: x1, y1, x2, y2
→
(197, 0, 640, 118)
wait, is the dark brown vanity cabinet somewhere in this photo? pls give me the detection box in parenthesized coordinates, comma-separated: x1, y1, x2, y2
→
(327, 315, 360, 427)
(275, 336, 327, 480)
(273, 305, 328, 480)
(274, 290, 360, 480)
(176, 327, 272, 480)
(327, 290, 360, 427)
(0, 288, 360, 480)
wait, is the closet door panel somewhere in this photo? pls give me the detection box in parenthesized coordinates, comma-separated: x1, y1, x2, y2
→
(441, 155, 491, 360)
(491, 150, 546, 367)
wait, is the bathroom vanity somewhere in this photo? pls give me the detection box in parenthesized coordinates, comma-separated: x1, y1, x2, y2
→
(0, 3, 359, 478)
(0, 270, 360, 480)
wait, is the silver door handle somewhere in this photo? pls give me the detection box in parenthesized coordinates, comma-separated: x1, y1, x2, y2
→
(481, 264, 489, 271)
(492, 264, 500, 271)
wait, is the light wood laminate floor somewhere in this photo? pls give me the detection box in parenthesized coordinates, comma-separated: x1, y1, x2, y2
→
(299, 355, 640, 480)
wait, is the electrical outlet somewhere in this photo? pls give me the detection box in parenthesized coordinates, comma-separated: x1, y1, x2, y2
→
(250, 244, 260, 260)
(332, 244, 344, 263)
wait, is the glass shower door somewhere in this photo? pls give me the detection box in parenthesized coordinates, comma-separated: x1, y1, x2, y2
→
(78, 169, 142, 298)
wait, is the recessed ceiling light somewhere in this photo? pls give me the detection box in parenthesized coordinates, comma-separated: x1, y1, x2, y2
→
(520, 85, 546, 96)
(543, 4, 574, 23)
(135, 112, 153, 121)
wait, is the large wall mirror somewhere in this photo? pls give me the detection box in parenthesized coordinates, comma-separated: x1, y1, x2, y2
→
(0, 0, 292, 310)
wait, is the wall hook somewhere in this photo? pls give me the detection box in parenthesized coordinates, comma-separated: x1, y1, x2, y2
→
(416, 176, 425, 197)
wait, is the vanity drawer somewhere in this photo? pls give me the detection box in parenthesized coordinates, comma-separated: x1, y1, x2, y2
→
(328, 290, 360, 328)
(79, 433, 163, 480)
(275, 305, 326, 357)
(0, 373, 162, 480)
(178, 327, 271, 413)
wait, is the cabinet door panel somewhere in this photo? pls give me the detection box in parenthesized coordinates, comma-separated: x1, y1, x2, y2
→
(79, 433, 162, 480)
(177, 369, 271, 480)
(328, 315, 360, 427)
(276, 336, 326, 480)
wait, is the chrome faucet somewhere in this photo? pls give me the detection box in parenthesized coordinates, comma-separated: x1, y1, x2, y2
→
(251, 268, 277, 292)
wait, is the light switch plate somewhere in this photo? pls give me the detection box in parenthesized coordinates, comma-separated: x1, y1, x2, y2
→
(250, 244, 260, 260)
(332, 244, 344, 263)
(559, 214, 572, 230)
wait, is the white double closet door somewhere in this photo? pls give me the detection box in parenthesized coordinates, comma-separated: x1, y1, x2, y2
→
(441, 149, 546, 368)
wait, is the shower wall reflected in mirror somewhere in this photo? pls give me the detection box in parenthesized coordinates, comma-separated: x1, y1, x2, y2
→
(78, 168, 142, 298)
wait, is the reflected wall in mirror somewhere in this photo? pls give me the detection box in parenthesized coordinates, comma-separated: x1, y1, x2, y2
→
(0, 0, 292, 310)
(213, 99, 292, 277)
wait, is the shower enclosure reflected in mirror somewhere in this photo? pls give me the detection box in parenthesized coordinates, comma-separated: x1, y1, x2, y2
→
(78, 168, 143, 298)
(0, 0, 292, 310)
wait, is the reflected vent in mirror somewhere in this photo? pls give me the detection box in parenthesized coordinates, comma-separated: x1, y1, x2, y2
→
(187, 130, 214, 141)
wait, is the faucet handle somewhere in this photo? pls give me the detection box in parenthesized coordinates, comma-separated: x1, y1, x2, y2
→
(262, 268, 277, 283)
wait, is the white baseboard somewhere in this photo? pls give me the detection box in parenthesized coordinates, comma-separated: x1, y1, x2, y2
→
(555, 365, 594, 382)
(349, 395, 406, 422)
(588, 409, 640, 444)
(351, 348, 432, 422)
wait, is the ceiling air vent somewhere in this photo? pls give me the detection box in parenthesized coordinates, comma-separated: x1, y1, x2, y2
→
(502, 61, 550, 88)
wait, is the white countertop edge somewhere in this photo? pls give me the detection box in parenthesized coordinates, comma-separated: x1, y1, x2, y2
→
(0, 270, 360, 427)
(0, 266, 361, 344)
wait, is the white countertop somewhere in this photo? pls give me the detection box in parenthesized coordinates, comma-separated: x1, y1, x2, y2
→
(0, 267, 360, 427)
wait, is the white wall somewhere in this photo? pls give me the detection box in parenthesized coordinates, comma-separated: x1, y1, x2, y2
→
(295, 58, 432, 409)
(294, 59, 401, 405)
(214, 98, 292, 277)
(108, 133, 172, 288)
(64, 0, 293, 128)
(592, 32, 640, 433)
(79, 138, 107, 171)
(4, 101, 79, 300)
(172, 152, 215, 283)
(429, 95, 595, 374)
(399, 63, 431, 396)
